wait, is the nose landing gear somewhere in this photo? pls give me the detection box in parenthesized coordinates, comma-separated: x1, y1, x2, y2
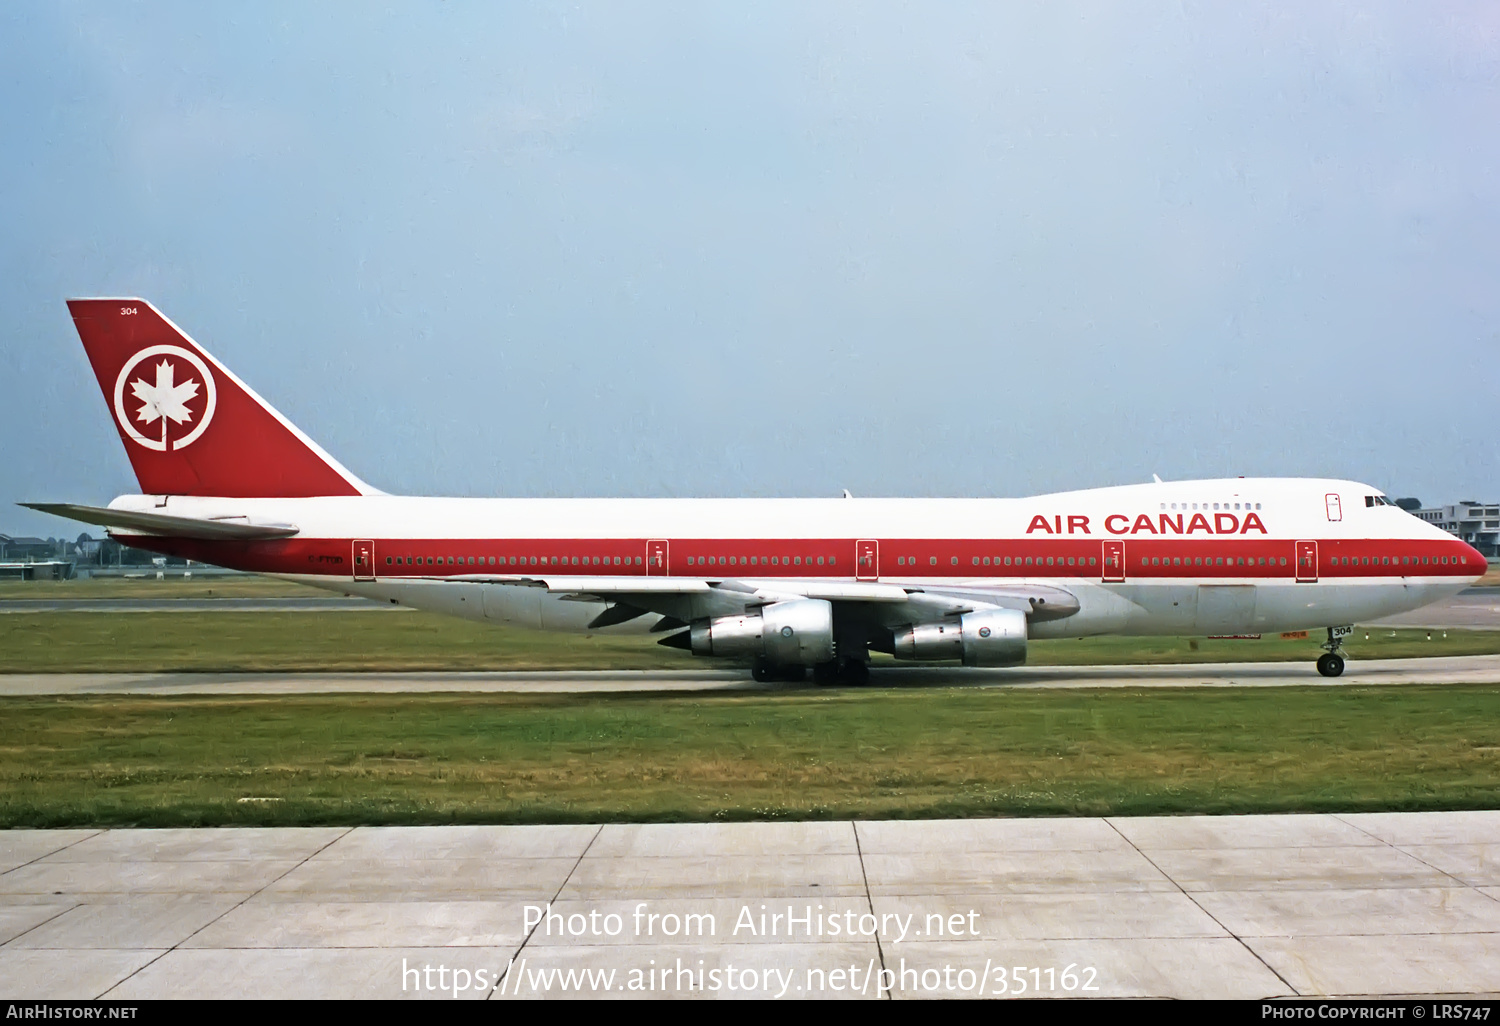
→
(1316, 625, 1353, 677)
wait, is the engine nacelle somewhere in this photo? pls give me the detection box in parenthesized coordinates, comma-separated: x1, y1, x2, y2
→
(689, 598, 836, 665)
(893, 607, 1028, 667)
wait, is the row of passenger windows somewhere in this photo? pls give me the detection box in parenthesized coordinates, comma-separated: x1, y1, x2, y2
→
(381, 551, 1464, 571)
(1140, 555, 1463, 568)
(386, 555, 645, 567)
(1135, 555, 1463, 569)
(893, 555, 1103, 568)
(1161, 501, 1262, 511)
(686, 555, 834, 567)
(1145, 556, 1288, 567)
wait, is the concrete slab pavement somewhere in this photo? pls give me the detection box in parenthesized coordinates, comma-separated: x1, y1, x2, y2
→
(2, 813, 1499, 999)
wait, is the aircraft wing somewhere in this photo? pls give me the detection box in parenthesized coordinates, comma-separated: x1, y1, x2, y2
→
(439, 573, 1079, 627)
(449, 575, 908, 601)
(20, 502, 300, 540)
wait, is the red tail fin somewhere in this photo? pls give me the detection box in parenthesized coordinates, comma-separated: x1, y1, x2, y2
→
(67, 298, 372, 498)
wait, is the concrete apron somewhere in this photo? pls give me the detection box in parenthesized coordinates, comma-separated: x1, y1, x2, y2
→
(2, 813, 1500, 999)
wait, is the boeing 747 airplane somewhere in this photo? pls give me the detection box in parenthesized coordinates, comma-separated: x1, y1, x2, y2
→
(25, 299, 1487, 682)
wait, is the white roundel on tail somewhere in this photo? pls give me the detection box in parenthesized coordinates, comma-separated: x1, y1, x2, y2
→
(112, 344, 217, 451)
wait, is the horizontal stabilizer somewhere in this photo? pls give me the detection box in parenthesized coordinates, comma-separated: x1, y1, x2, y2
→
(21, 502, 300, 540)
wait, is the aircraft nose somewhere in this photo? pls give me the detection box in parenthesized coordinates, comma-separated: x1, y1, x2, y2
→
(1465, 543, 1491, 578)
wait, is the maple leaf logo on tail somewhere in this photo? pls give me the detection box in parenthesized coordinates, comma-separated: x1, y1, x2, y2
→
(111, 345, 218, 452)
(130, 360, 201, 448)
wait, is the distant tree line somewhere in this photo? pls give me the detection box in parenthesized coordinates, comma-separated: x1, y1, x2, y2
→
(0, 532, 187, 566)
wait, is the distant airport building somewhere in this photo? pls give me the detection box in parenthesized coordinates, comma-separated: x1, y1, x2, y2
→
(1415, 501, 1500, 558)
(0, 560, 75, 581)
(0, 534, 54, 561)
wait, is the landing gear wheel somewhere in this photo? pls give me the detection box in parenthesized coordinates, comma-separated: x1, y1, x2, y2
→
(812, 660, 839, 685)
(779, 664, 807, 683)
(1316, 652, 1345, 678)
(751, 658, 775, 683)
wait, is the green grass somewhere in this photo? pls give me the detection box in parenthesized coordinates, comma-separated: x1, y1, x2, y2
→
(0, 611, 1495, 672)
(0, 612, 696, 671)
(4, 685, 1500, 826)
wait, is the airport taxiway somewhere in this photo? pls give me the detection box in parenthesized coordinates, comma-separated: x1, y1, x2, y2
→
(3, 813, 1499, 999)
(2, 654, 1498, 696)
(1369, 587, 1500, 630)
(0, 597, 396, 613)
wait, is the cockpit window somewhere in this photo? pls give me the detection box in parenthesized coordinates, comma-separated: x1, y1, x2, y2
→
(1365, 495, 1397, 507)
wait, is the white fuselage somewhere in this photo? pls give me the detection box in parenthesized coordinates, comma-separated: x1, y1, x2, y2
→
(108, 476, 1486, 644)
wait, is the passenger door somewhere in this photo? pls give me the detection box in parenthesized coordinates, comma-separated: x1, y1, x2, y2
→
(1295, 540, 1318, 583)
(647, 539, 669, 576)
(352, 539, 375, 581)
(1102, 540, 1125, 583)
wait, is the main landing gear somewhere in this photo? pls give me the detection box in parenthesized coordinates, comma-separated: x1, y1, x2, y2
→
(751, 657, 869, 685)
(813, 658, 870, 686)
(1316, 626, 1352, 677)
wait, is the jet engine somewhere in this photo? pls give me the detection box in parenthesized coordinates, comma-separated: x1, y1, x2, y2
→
(689, 598, 836, 665)
(892, 607, 1027, 667)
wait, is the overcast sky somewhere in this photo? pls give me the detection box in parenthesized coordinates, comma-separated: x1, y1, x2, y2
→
(3, 2, 1497, 537)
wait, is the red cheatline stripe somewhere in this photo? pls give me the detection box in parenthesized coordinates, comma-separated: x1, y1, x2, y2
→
(109, 536, 1482, 580)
